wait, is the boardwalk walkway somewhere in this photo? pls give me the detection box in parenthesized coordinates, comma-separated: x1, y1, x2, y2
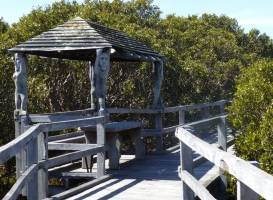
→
(67, 131, 231, 200)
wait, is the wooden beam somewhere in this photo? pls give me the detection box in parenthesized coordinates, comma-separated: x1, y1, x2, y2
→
(48, 143, 98, 151)
(175, 127, 273, 200)
(181, 170, 216, 200)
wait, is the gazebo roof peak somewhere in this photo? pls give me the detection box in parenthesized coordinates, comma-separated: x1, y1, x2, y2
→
(9, 17, 162, 61)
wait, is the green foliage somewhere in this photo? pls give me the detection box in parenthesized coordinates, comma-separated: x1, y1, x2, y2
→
(1, 0, 273, 197)
(228, 59, 273, 174)
(0, 17, 9, 34)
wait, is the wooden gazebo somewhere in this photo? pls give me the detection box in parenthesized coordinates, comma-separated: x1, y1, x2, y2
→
(9, 17, 165, 197)
(9, 17, 164, 113)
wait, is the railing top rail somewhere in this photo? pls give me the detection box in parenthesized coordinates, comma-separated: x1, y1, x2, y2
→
(0, 116, 104, 164)
(175, 125, 273, 200)
(108, 99, 230, 114)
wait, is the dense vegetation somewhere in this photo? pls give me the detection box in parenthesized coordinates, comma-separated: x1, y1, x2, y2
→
(0, 0, 272, 197)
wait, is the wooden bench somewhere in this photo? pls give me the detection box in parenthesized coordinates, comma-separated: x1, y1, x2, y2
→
(81, 121, 145, 170)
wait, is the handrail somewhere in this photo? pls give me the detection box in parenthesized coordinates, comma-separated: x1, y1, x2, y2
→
(0, 116, 104, 164)
(108, 99, 229, 114)
(175, 116, 273, 200)
(0, 115, 106, 200)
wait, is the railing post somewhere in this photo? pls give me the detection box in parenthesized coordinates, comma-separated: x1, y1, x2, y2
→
(201, 107, 210, 119)
(219, 103, 225, 114)
(38, 131, 48, 199)
(155, 112, 163, 153)
(179, 128, 194, 200)
(217, 117, 227, 198)
(20, 115, 28, 197)
(179, 109, 185, 125)
(237, 161, 260, 200)
(96, 106, 105, 178)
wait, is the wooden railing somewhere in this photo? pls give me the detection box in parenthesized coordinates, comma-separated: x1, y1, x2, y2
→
(108, 100, 230, 151)
(175, 116, 273, 200)
(0, 115, 106, 200)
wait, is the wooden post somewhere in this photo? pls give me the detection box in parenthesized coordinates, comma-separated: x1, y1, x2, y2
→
(219, 103, 225, 114)
(133, 128, 145, 159)
(201, 107, 210, 119)
(237, 161, 260, 200)
(217, 117, 227, 151)
(152, 60, 163, 108)
(179, 109, 185, 125)
(155, 113, 163, 153)
(180, 139, 194, 200)
(96, 120, 105, 178)
(20, 116, 28, 196)
(217, 117, 227, 198)
(37, 132, 48, 199)
(89, 61, 96, 110)
(108, 133, 121, 169)
(13, 53, 28, 196)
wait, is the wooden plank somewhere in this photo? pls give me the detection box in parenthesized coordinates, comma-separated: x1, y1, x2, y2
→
(46, 145, 104, 168)
(180, 141, 194, 200)
(29, 108, 96, 123)
(155, 114, 163, 153)
(48, 131, 84, 142)
(2, 164, 38, 200)
(40, 116, 104, 132)
(38, 132, 48, 199)
(199, 165, 220, 187)
(181, 170, 216, 200)
(52, 135, 85, 143)
(163, 125, 180, 134)
(175, 127, 273, 200)
(0, 124, 41, 164)
(96, 122, 105, 178)
(237, 161, 260, 200)
(141, 129, 161, 137)
(107, 107, 161, 114)
(81, 121, 141, 132)
(45, 175, 111, 200)
(48, 143, 98, 151)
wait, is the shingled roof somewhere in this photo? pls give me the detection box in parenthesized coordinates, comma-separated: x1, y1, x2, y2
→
(9, 17, 162, 61)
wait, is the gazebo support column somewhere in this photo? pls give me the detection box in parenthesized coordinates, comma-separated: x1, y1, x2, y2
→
(152, 60, 164, 153)
(13, 53, 34, 197)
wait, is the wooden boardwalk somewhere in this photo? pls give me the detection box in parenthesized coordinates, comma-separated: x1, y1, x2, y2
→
(67, 131, 229, 200)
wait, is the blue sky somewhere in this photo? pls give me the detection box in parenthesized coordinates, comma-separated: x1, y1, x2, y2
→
(1, 0, 273, 38)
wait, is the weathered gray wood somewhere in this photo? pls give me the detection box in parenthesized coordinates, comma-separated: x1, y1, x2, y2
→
(155, 114, 163, 153)
(38, 132, 48, 199)
(133, 128, 145, 159)
(237, 161, 260, 200)
(108, 133, 121, 169)
(26, 134, 38, 200)
(46, 175, 111, 200)
(48, 142, 98, 151)
(40, 116, 104, 132)
(108, 107, 161, 114)
(96, 121, 105, 177)
(53, 135, 85, 143)
(141, 129, 161, 137)
(0, 116, 102, 164)
(152, 60, 163, 108)
(199, 165, 220, 187)
(46, 145, 104, 168)
(48, 130, 84, 142)
(201, 107, 210, 119)
(2, 164, 38, 200)
(175, 127, 273, 200)
(163, 125, 180, 134)
(81, 121, 142, 132)
(179, 109, 185, 125)
(180, 141, 194, 200)
(29, 108, 95, 123)
(181, 170, 216, 200)
(13, 53, 28, 114)
(217, 117, 227, 151)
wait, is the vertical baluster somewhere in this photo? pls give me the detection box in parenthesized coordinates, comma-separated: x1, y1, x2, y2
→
(237, 161, 260, 200)
(38, 132, 48, 199)
(180, 135, 194, 200)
